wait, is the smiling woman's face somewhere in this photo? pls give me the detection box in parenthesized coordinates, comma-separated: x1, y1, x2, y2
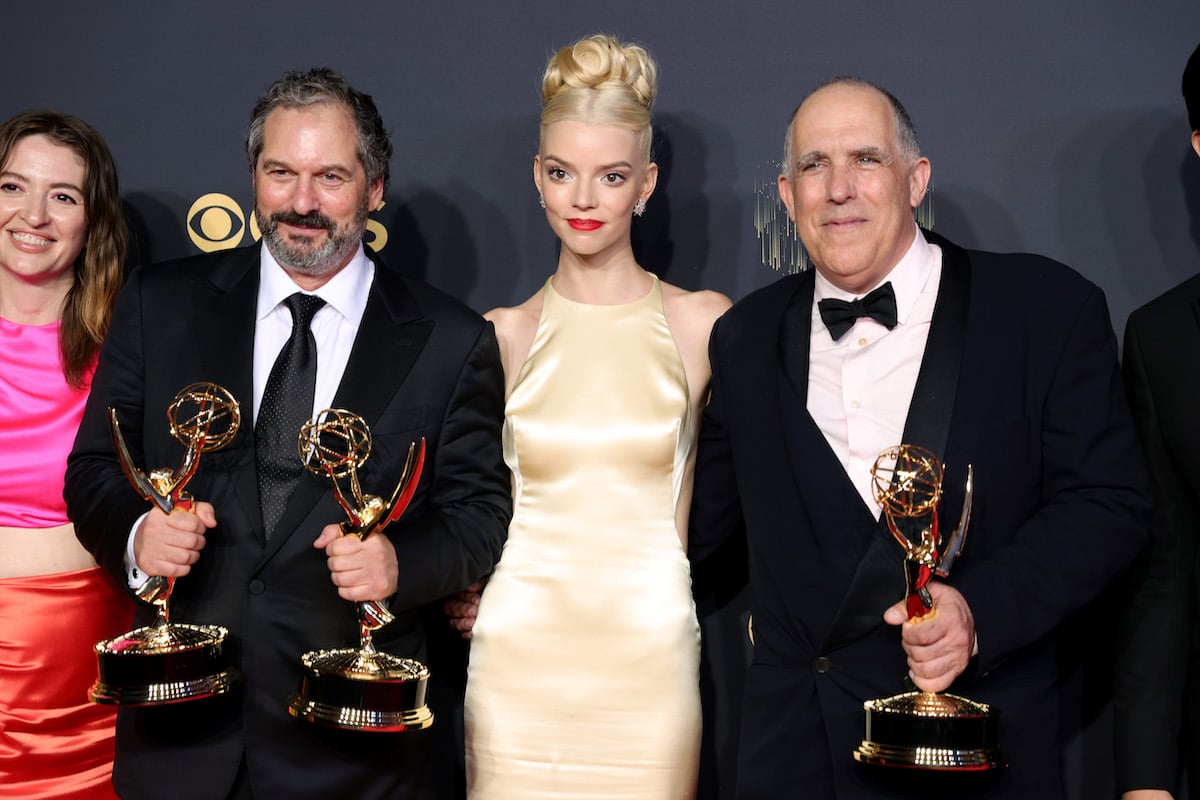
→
(0, 134, 88, 296)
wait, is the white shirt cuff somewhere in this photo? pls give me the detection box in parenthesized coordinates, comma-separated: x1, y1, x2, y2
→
(124, 511, 151, 590)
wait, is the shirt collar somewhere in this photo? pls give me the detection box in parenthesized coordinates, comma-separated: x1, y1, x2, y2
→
(256, 243, 374, 323)
(813, 224, 934, 327)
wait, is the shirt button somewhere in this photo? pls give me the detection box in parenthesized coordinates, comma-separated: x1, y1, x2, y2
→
(850, 400, 861, 409)
(814, 657, 831, 674)
(857, 337, 868, 347)
(249, 579, 265, 595)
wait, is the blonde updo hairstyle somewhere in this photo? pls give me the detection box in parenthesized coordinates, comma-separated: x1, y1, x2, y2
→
(540, 34, 658, 164)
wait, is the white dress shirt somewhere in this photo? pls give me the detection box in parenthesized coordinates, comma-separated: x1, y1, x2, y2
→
(807, 226, 942, 517)
(125, 244, 375, 587)
(252, 243, 373, 424)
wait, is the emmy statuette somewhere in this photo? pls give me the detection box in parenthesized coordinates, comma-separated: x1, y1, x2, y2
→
(287, 408, 432, 732)
(851, 444, 1006, 771)
(89, 382, 241, 706)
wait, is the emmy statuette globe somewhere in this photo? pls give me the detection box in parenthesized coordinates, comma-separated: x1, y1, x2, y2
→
(286, 409, 433, 732)
(90, 383, 242, 706)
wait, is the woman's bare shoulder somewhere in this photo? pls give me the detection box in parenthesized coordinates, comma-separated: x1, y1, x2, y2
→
(485, 292, 544, 341)
(484, 291, 545, 385)
(660, 281, 733, 331)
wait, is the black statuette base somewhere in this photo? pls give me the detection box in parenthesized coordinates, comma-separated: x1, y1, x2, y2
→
(853, 690, 1006, 771)
(90, 623, 239, 706)
(288, 648, 434, 732)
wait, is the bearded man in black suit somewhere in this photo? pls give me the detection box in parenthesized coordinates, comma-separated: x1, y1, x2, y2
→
(690, 77, 1150, 798)
(66, 67, 510, 800)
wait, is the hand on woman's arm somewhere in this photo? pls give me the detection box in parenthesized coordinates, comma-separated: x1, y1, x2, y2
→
(444, 579, 486, 639)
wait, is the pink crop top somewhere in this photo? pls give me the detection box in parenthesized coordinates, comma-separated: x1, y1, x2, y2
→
(0, 317, 93, 528)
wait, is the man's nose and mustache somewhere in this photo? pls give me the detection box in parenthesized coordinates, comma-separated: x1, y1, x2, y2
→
(273, 210, 336, 231)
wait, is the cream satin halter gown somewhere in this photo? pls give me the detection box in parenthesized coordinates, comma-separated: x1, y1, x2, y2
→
(464, 274, 701, 799)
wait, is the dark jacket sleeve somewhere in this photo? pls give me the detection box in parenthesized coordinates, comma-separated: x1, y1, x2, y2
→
(65, 266, 155, 586)
(956, 281, 1152, 672)
(1112, 311, 1191, 793)
(688, 313, 746, 568)
(384, 319, 511, 610)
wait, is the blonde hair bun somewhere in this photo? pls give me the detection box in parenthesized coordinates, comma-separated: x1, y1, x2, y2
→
(541, 34, 657, 111)
(539, 34, 659, 162)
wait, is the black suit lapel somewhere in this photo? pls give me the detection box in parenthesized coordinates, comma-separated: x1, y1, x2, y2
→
(193, 247, 264, 539)
(774, 271, 880, 644)
(823, 233, 972, 653)
(778, 268, 878, 530)
(260, 258, 432, 564)
(329, 264, 432, 424)
(780, 270, 814, 404)
(897, 231, 970, 460)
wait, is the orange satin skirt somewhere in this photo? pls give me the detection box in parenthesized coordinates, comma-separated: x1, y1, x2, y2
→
(0, 567, 133, 799)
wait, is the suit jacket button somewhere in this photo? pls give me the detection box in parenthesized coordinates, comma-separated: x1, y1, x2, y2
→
(249, 579, 265, 595)
(814, 656, 831, 674)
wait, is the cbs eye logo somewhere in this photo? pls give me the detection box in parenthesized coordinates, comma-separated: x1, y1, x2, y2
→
(186, 193, 390, 254)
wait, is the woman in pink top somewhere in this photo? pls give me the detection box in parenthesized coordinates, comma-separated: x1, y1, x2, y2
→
(0, 110, 130, 799)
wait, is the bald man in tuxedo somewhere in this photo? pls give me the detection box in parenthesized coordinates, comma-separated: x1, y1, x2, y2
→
(690, 76, 1150, 798)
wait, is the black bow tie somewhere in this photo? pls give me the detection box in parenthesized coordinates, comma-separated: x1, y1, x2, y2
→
(817, 282, 899, 341)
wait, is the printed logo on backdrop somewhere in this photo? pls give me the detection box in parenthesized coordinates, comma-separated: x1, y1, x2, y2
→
(186, 193, 390, 254)
(752, 163, 934, 274)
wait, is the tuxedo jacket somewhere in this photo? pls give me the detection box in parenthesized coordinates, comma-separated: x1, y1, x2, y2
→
(1114, 273, 1200, 796)
(65, 245, 511, 800)
(690, 231, 1150, 799)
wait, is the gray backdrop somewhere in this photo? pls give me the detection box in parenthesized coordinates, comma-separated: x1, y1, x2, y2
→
(8, 2, 1199, 797)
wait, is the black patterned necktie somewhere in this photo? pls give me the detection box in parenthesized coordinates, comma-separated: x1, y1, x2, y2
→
(256, 292, 326, 538)
(817, 281, 899, 341)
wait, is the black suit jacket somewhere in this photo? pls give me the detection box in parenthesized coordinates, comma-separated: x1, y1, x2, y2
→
(65, 245, 511, 800)
(1114, 273, 1200, 796)
(690, 231, 1150, 799)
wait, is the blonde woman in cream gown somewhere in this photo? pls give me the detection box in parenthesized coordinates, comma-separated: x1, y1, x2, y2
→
(452, 34, 731, 800)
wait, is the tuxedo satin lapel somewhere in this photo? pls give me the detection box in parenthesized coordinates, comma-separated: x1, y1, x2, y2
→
(823, 233, 972, 653)
(775, 271, 880, 643)
(778, 270, 875, 534)
(194, 247, 264, 541)
(777, 271, 831, 500)
(779, 270, 814, 404)
(779, 375, 879, 644)
(779, 374, 876, 541)
(777, 267, 873, 544)
(259, 261, 431, 565)
(898, 231, 970, 461)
